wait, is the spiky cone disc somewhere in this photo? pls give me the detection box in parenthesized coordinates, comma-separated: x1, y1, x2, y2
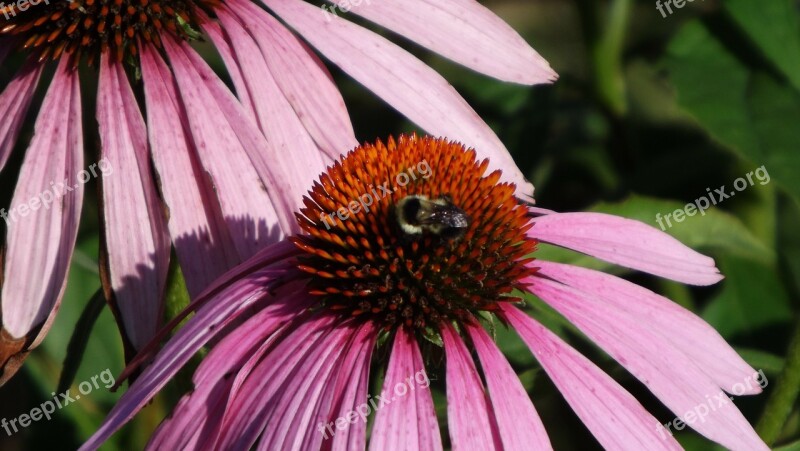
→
(292, 135, 537, 334)
(0, 0, 219, 64)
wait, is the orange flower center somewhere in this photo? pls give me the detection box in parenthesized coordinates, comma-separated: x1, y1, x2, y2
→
(292, 135, 537, 333)
(0, 0, 218, 63)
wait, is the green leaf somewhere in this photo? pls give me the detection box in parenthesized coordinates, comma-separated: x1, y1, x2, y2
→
(724, 0, 800, 92)
(702, 255, 793, 338)
(665, 21, 800, 201)
(735, 348, 786, 375)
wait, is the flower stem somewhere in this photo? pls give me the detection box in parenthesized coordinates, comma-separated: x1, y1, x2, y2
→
(757, 320, 800, 445)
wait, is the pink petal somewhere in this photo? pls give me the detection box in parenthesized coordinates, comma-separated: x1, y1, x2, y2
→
(530, 212, 723, 285)
(526, 275, 768, 451)
(160, 37, 294, 246)
(223, 0, 359, 159)
(0, 62, 43, 172)
(369, 327, 443, 451)
(441, 323, 501, 450)
(503, 305, 683, 451)
(1, 58, 83, 346)
(215, 313, 341, 449)
(97, 54, 170, 350)
(139, 44, 240, 298)
(198, 10, 256, 121)
(149, 287, 314, 450)
(258, 321, 354, 450)
(261, 0, 534, 196)
(326, 321, 378, 451)
(163, 36, 328, 235)
(534, 261, 760, 394)
(333, 0, 556, 84)
(215, 5, 331, 178)
(466, 322, 552, 450)
(79, 254, 305, 451)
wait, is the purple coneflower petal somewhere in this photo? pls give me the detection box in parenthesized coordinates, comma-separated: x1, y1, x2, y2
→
(1, 58, 83, 347)
(534, 261, 760, 394)
(226, 0, 359, 158)
(370, 327, 443, 451)
(160, 36, 293, 241)
(215, 6, 331, 167)
(79, 251, 302, 451)
(163, 35, 327, 234)
(526, 275, 768, 451)
(139, 44, 240, 297)
(323, 321, 377, 451)
(261, 0, 534, 195)
(0, 62, 43, 172)
(336, 0, 557, 85)
(442, 323, 501, 450)
(97, 53, 170, 350)
(503, 305, 683, 451)
(258, 321, 354, 450)
(530, 212, 723, 285)
(466, 321, 552, 451)
(148, 286, 314, 450)
(215, 313, 340, 449)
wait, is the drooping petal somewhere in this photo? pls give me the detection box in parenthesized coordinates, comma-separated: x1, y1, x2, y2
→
(441, 323, 501, 450)
(0, 62, 43, 172)
(257, 321, 354, 450)
(214, 313, 341, 449)
(261, 0, 534, 196)
(97, 54, 170, 350)
(220, 0, 358, 159)
(160, 37, 293, 246)
(215, 5, 331, 176)
(79, 251, 304, 451)
(148, 287, 314, 450)
(163, 35, 328, 235)
(332, 0, 556, 85)
(502, 305, 683, 451)
(1, 58, 83, 356)
(466, 321, 552, 451)
(325, 321, 378, 451)
(526, 275, 768, 451)
(139, 44, 240, 298)
(529, 212, 723, 285)
(534, 261, 760, 394)
(369, 326, 443, 451)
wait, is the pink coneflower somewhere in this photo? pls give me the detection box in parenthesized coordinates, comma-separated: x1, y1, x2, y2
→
(0, 0, 556, 383)
(82, 135, 767, 450)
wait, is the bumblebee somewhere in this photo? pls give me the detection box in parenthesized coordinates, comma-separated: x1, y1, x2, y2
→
(394, 195, 470, 241)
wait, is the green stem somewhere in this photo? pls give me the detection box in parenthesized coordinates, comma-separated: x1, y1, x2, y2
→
(756, 320, 800, 445)
(575, 0, 632, 116)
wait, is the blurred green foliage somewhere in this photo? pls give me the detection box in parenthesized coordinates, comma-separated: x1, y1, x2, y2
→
(1, 0, 799, 449)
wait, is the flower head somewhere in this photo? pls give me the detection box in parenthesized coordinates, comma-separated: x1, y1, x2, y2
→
(0, 0, 556, 384)
(82, 135, 767, 451)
